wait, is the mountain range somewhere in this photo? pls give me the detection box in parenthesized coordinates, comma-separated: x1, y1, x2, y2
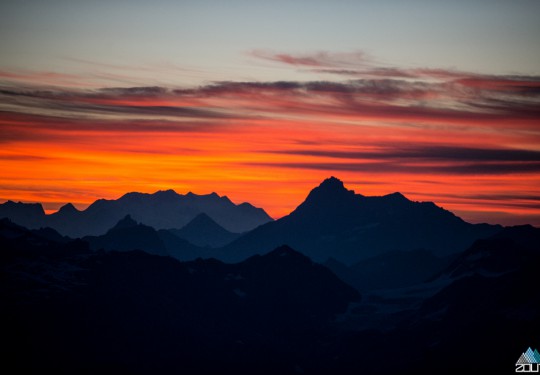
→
(1, 218, 359, 374)
(0, 189, 272, 237)
(1, 176, 539, 374)
(219, 177, 501, 264)
(0, 177, 504, 265)
(169, 212, 241, 248)
(1, 214, 539, 374)
(83, 214, 214, 261)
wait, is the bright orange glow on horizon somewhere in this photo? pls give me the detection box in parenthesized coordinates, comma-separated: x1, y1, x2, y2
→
(1, 66, 539, 227)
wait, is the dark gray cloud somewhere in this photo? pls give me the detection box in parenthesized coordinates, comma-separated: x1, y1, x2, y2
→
(247, 160, 540, 175)
(98, 86, 168, 96)
(259, 145, 540, 176)
(0, 86, 238, 120)
(268, 146, 540, 163)
(0, 110, 228, 145)
(171, 79, 540, 123)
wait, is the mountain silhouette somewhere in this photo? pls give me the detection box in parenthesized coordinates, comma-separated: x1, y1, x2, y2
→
(1, 210, 538, 374)
(169, 212, 241, 248)
(84, 215, 168, 256)
(56, 202, 79, 215)
(1, 229, 360, 374)
(0, 217, 64, 246)
(156, 229, 212, 260)
(0, 189, 273, 237)
(82, 215, 213, 260)
(220, 177, 501, 264)
(111, 214, 139, 229)
(0, 201, 45, 229)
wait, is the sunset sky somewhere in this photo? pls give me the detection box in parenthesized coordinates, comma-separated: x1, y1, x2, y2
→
(1, 1, 540, 226)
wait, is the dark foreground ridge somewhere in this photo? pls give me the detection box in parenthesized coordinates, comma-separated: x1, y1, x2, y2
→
(1, 217, 539, 374)
(1, 220, 359, 374)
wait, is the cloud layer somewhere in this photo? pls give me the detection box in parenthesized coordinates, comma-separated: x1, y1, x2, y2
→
(1, 51, 539, 225)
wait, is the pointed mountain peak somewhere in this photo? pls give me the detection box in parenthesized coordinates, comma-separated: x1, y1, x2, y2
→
(111, 214, 138, 230)
(297, 177, 358, 212)
(220, 194, 233, 203)
(264, 245, 311, 262)
(179, 212, 235, 235)
(273, 244, 299, 256)
(174, 212, 239, 247)
(385, 192, 409, 202)
(58, 202, 78, 214)
(319, 176, 346, 190)
(312, 176, 359, 198)
(188, 212, 219, 227)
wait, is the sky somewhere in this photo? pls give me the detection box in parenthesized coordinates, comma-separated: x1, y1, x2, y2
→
(1, 0, 540, 226)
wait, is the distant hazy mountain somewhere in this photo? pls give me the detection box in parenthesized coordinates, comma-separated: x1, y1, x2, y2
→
(0, 189, 273, 237)
(84, 215, 211, 260)
(169, 212, 241, 248)
(220, 177, 501, 264)
(84, 215, 168, 256)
